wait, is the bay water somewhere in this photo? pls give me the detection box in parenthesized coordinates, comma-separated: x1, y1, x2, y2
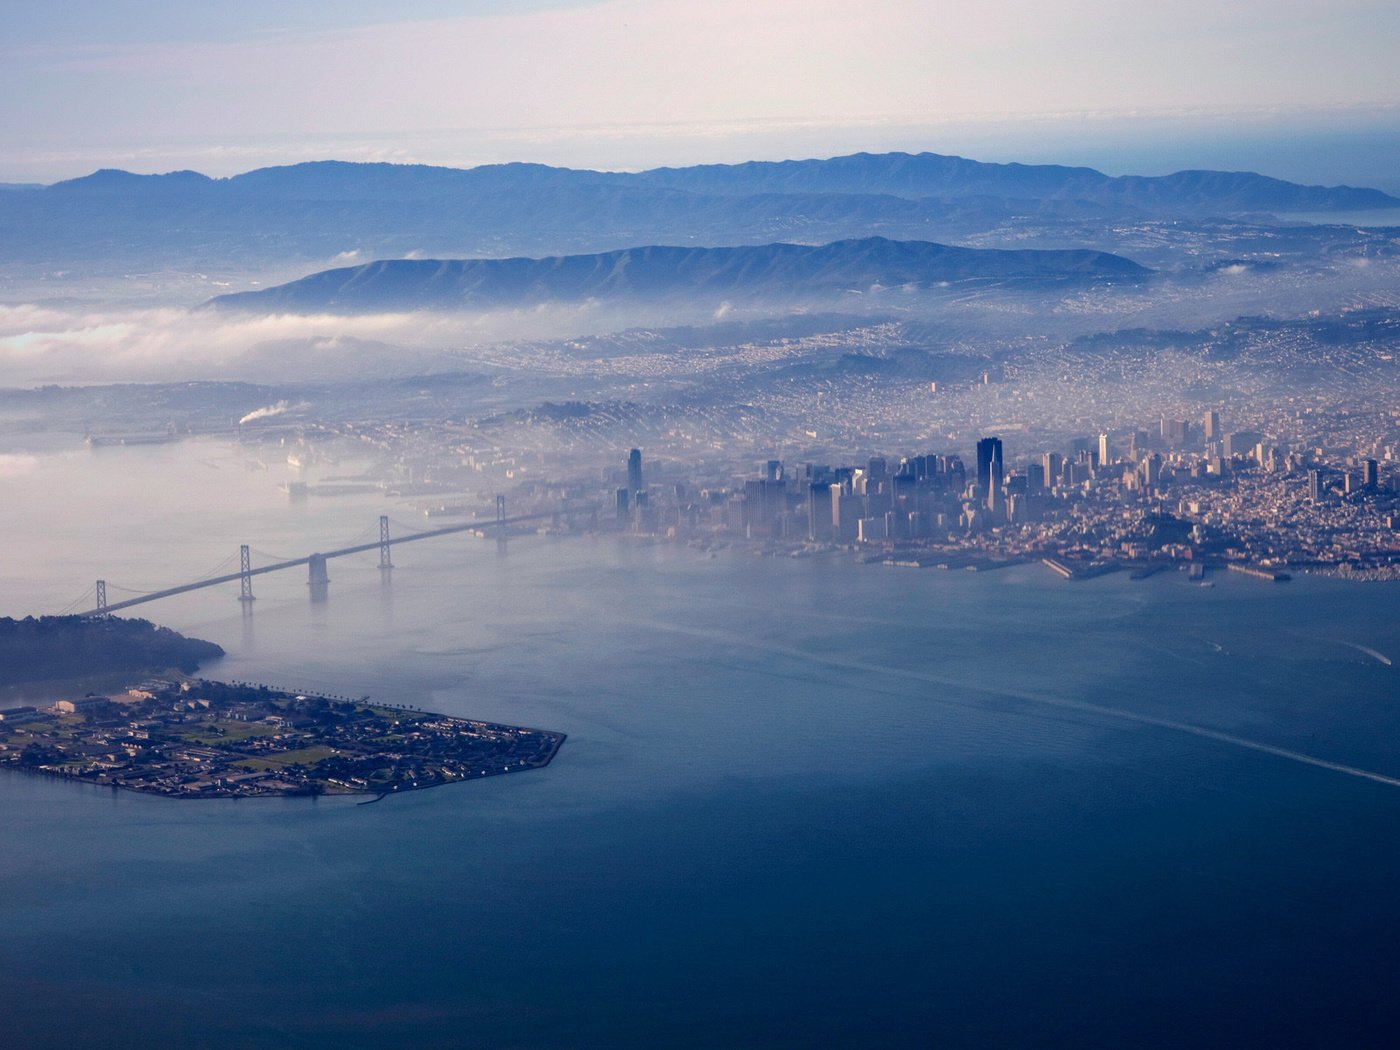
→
(2, 437, 1398, 1047)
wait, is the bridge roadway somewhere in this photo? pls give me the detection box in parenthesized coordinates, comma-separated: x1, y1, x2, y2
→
(78, 511, 553, 618)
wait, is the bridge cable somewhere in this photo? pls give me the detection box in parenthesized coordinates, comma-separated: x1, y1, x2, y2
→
(249, 547, 297, 563)
(387, 515, 447, 536)
(54, 585, 96, 615)
(103, 551, 242, 597)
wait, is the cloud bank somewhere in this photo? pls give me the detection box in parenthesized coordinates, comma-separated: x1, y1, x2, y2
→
(0, 297, 722, 385)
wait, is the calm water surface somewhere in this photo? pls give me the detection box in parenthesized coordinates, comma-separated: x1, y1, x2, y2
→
(2, 437, 1399, 1047)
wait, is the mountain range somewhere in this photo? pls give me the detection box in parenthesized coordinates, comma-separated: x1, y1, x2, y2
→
(3, 151, 1394, 275)
(42, 152, 1400, 211)
(207, 237, 1149, 314)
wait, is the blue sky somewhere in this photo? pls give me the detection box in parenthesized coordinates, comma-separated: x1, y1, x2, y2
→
(3, 0, 1397, 185)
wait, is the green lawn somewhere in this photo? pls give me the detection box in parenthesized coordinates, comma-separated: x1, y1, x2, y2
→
(236, 746, 337, 771)
(178, 720, 288, 744)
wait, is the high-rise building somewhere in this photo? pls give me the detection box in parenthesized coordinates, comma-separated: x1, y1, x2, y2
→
(627, 449, 643, 495)
(1141, 453, 1162, 488)
(1043, 452, 1063, 488)
(1204, 411, 1221, 441)
(857, 516, 888, 544)
(987, 455, 1004, 513)
(833, 489, 863, 544)
(1364, 459, 1380, 489)
(743, 478, 786, 533)
(1308, 469, 1325, 503)
(1098, 433, 1112, 468)
(866, 457, 888, 487)
(975, 437, 1002, 494)
(808, 483, 833, 541)
(1161, 418, 1190, 447)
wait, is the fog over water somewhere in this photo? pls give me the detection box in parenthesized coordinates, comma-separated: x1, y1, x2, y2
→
(5, 0, 1399, 1041)
(3, 436, 1399, 1046)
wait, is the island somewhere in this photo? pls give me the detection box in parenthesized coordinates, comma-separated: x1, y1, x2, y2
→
(0, 679, 566, 798)
(0, 617, 564, 799)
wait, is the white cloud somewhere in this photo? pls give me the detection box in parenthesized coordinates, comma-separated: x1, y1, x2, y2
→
(0, 303, 429, 382)
(0, 454, 40, 476)
(0, 299, 696, 384)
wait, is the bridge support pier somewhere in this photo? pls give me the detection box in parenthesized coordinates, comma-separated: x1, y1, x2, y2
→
(308, 553, 330, 604)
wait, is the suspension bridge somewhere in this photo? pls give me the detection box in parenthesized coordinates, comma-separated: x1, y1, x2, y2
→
(69, 497, 564, 618)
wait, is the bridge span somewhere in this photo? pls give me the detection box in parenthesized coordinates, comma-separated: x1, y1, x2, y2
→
(78, 507, 556, 618)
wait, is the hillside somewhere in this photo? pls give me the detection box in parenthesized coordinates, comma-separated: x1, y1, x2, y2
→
(0, 616, 224, 688)
(207, 237, 1150, 313)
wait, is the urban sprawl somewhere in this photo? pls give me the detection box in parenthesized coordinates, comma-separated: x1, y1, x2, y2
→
(286, 403, 1400, 582)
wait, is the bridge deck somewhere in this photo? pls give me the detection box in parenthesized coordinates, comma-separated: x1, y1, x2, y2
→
(79, 512, 552, 617)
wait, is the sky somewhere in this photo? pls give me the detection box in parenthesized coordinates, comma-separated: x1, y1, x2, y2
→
(3, 0, 1399, 186)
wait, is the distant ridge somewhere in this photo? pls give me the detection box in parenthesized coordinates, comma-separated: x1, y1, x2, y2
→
(208, 237, 1149, 314)
(9, 150, 1394, 274)
(47, 151, 1398, 212)
(626, 152, 1400, 212)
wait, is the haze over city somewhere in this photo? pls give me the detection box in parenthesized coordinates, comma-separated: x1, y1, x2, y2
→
(1, 2, 1398, 1047)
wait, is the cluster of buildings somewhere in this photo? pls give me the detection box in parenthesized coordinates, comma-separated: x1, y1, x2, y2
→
(604, 411, 1400, 577)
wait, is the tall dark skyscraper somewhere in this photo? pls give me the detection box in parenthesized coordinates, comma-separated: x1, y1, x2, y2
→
(975, 437, 1002, 494)
(627, 448, 643, 494)
(808, 482, 833, 542)
(866, 457, 888, 486)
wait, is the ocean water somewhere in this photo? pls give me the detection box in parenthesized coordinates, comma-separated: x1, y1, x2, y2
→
(2, 437, 1399, 1047)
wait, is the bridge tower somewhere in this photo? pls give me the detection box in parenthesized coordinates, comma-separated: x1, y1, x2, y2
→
(239, 545, 255, 603)
(495, 495, 507, 554)
(95, 580, 107, 615)
(379, 515, 393, 571)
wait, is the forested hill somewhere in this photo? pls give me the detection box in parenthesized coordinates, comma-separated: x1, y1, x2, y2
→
(0, 616, 224, 687)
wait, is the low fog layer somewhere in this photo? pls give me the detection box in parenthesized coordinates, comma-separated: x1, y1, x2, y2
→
(2, 247, 1397, 387)
(0, 299, 741, 385)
